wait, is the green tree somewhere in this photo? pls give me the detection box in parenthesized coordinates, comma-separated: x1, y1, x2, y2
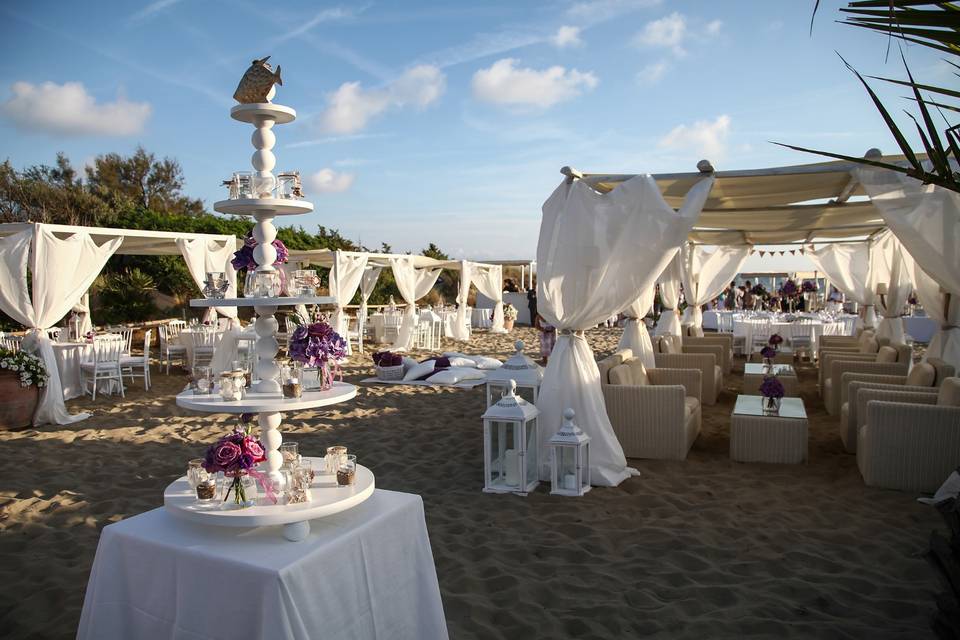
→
(86, 146, 205, 215)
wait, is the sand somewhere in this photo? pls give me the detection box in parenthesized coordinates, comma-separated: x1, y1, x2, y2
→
(0, 327, 942, 639)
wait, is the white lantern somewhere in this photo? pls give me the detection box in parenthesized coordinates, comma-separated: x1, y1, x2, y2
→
(549, 408, 591, 497)
(481, 379, 539, 496)
(485, 340, 543, 408)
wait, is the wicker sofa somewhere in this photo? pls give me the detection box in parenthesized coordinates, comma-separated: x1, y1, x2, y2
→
(820, 343, 912, 415)
(653, 335, 723, 405)
(838, 358, 955, 453)
(682, 325, 733, 374)
(597, 349, 702, 461)
(857, 377, 960, 492)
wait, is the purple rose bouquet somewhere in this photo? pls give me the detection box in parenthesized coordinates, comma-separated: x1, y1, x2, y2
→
(202, 425, 268, 506)
(759, 375, 785, 399)
(760, 345, 777, 360)
(801, 280, 818, 293)
(768, 333, 783, 347)
(231, 231, 289, 270)
(289, 319, 347, 390)
(908, 294, 918, 306)
(780, 279, 799, 298)
(372, 351, 403, 367)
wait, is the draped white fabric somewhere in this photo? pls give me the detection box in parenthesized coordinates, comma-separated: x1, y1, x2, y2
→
(358, 266, 383, 336)
(654, 254, 683, 336)
(873, 233, 912, 344)
(0, 225, 122, 425)
(389, 257, 442, 351)
(330, 251, 369, 341)
(537, 174, 714, 486)
(906, 258, 960, 370)
(72, 293, 93, 335)
(471, 263, 505, 333)
(451, 261, 471, 342)
(679, 243, 751, 328)
(856, 167, 960, 298)
(175, 237, 238, 322)
(617, 285, 655, 369)
(806, 238, 882, 328)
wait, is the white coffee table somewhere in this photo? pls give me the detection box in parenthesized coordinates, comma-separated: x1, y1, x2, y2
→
(743, 363, 800, 396)
(730, 395, 808, 464)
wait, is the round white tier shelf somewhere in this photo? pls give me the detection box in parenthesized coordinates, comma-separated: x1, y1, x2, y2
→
(230, 103, 296, 124)
(176, 382, 357, 413)
(213, 197, 313, 216)
(164, 458, 375, 541)
(189, 295, 335, 308)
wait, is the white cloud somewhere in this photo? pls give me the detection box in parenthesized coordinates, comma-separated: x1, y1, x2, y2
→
(307, 169, 355, 193)
(552, 25, 583, 48)
(128, 0, 184, 24)
(565, 0, 662, 22)
(269, 6, 360, 45)
(0, 81, 151, 136)
(637, 60, 669, 85)
(635, 12, 687, 55)
(659, 114, 731, 160)
(318, 65, 445, 134)
(471, 59, 598, 108)
(705, 19, 722, 35)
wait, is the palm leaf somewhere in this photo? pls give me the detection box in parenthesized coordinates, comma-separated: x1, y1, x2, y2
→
(868, 75, 960, 100)
(905, 95, 960, 113)
(900, 48, 950, 175)
(772, 142, 956, 188)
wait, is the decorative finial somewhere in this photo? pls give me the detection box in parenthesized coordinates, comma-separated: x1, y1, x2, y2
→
(564, 408, 575, 421)
(515, 340, 524, 352)
(507, 379, 517, 395)
(697, 159, 714, 173)
(234, 56, 283, 104)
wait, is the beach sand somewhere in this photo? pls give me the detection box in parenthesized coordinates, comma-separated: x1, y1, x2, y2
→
(0, 327, 941, 639)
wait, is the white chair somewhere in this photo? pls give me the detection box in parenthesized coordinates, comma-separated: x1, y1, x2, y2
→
(158, 324, 187, 373)
(0, 333, 22, 352)
(217, 318, 230, 331)
(344, 315, 363, 354)
(383, 314, 402, 345)
(189, 329, 218, 369)
(121, 330, 152, 391)
(81, 335, 125, 401)
(46, 327, 62, 341)
(110, 327, 134, 356)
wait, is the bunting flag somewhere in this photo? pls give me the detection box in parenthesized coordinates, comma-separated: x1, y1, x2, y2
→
(789, 250, 796, 255)
(759, 250, 766, 257)
(778, 251, 785, 256)
(800, 248, 806, 254)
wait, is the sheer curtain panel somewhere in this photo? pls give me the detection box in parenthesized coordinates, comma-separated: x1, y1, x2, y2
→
(654, 254, 683, 336)
(680, 243, 750, 328)
(618, 285, 656, 369)
(471, 263, 505, 333)
(389, 256, 442, 351)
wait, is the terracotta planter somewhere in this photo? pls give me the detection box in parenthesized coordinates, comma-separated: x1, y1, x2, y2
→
(0, 371, 39, 430)
(503, 318, 515, 331)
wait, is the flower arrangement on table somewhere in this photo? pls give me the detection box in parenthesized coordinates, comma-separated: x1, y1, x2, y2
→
(503, 304, 518, 320)
(760, 345, 777, 366)
(0, 348, 48, 388)
(768, 333, 783, 348)
(908, 294, 918, 306)
(231, 230, 289, 270)
(202, 423, 270, 506)
(372, 350, 404, 380)
(780, 279, 799, 298)
(750, 283, 767, 297)
(288, 315, 347, 390)
(84, 331, 95, 343)
(759, 374, 785, 414)
(801, 280, 818, 293)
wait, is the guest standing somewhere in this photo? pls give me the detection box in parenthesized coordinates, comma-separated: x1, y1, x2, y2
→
(527, 288, 538, 327)
(537, 315, 556, 365)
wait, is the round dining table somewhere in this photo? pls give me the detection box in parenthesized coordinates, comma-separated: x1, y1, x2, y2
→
(51, 341, 93, 400)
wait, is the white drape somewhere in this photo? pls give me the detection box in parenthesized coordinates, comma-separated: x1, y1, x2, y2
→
(856, 167, 960, 298)
(873, 233, 912, 344)
(330, 251, 369, 343)
(806, 238, 883, 328)
(654, 254, 683, 336)
(471, 263, 505, 333)
(618, 285, 655, 369)
(175, 237, 238, 322)
(680, 243, 750, 328)
(537, 174, 714, 486)
(906, 258, 960, 370)
(358, 266, 383, 339)
(72, 292, 93, 335)
(0, 225, 121, 425)
(451, 261, 471, 342)
(389, 257, 442, 351)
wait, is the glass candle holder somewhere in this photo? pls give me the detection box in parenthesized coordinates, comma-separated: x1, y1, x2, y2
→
(325, 446, 348, 474)
(279, 442, 299, 468)
(219, 372, 242, 401)
(285, 464, 313, 504)
(193, 366, 213, 394)
(292, 269, 319, 297)
(233, 172, 253, 199)
(281, 362, 303, 398)
(254, 271, 283, 298)
(337, 454, 357, 487)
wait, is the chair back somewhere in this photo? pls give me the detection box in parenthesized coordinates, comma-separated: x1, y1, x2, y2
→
(158, 324, 170, 349)
(190, 328, 219, 348)
(0, 334, 22, 352)
(718, 313, 734, 333)
(597, 351, 628, 385)
(166, 322, 184, 339)
(928, 358, 956, 385)
(93, 335, 125, 365)
(937, 378, 960, 407)
(142, 330, 153, 363)
(46, 327, 62, 341)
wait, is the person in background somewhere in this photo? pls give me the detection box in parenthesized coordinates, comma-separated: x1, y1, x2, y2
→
(742, 280, 754, 310)
(653, 284, 663, 317)
(527, 287, 538, 327)
(724, 281, 737, 310)
(537, 314, 556, 365)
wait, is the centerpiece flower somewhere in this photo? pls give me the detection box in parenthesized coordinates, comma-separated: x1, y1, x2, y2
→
(759, 375, 785, 414)
(201, 423, 268, 507)
(801, 280, 818, 293)
(288, 315, 347, 390)
(760, 345, 777, 367)
(780, 279, 799, 298)
(768, 334, 783, 348)
(231, 230, 289, 271)
(0, 348, 48, 388)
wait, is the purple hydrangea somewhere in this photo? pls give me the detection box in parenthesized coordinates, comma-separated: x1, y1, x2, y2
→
(780, 279, 798, 297)
(759, 375, 785, 399)
(801, 280, 818, 293)
(231, 231, 289, 270)
(289, 321, 347, 367)
(768, 334, 783, 347)
(760, 345, 777, 359)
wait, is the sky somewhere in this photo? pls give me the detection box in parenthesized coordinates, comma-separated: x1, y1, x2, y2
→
(0, 0, 951, 272)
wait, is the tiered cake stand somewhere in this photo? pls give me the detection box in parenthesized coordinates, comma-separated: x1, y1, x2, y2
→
(171, 101, 366, 542)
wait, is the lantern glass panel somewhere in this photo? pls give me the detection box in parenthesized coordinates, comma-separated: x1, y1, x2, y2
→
(525, 418, 538, 485)
(487, 420, 519, 488)
(487, 381, 535, 407)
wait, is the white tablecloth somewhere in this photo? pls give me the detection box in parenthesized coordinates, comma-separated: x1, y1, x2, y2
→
(51, 342, 92, 400)
(734, 320, 847, 355)
(78, 489, 448, 640)
(176, 328, 224, 366)
(904, 315, 938, 343)
(471, 308, 492, 329)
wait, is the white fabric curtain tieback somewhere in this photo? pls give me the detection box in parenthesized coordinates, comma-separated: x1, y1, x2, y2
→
(661, 307, 674, 311)
(943, 324, 959, 331)
(558, 329, 586, 338)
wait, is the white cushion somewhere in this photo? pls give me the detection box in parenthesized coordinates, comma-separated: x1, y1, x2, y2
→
(446, 356, 476, 368)
(471, 356, 502, 370)
(402, 360, 435, 381)
(401, 356, 419, 371)
(427, 367, 486, 384)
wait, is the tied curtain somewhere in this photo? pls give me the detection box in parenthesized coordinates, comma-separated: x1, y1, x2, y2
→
(873, 233, 912, 344)
(72, 293, 92, 336)
(806, 237, 884, 329)
(330, 251, 369, 352)
(536, 173, 714, 486)
(471, 263, 505, 333)
(907, 258, 960, 370)
(451, 261, 471, 342)
(176, 237, 239, 324)
(0, 225, 121, 425)
(617, 285, 656, 369)
(389, 256, 442, 351)
(358, 266, 383, 349)
(654, 254, 683, 337)
(680, 243, 750, 328)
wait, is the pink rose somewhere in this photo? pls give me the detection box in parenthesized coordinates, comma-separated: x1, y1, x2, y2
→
(214, 441, 241, 467)
(244, 438, 265, 461)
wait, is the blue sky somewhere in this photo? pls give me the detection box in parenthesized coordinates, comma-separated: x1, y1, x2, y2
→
(0, 0, 951, 271)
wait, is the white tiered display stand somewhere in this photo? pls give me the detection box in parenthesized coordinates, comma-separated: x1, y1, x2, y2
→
(171, 99, 366, 542)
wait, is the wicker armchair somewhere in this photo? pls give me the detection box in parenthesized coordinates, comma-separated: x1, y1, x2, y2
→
(839, 358, 955, 452)
(598, 353, 702, 461)
(654, 335, 723, 405)
(817, 330, 883, 364)
(857, 378, 960, 492)
(820, 343, 912, 415)
(683, 325, 733, 374)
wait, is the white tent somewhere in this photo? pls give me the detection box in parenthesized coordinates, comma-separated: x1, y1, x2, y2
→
(0, 222, 239, 426)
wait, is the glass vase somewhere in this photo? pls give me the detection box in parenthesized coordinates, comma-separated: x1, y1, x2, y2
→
(222, 473, 258, 508)
(763, 396, 782, 415)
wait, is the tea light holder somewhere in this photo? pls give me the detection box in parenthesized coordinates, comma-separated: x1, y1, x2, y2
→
(482, 379, 539, 496)
(549, 408, 591, 497)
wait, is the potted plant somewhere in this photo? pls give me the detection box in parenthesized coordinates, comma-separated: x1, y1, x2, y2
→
(0, 347, 48, 429)
(503, 304, 518, 331)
